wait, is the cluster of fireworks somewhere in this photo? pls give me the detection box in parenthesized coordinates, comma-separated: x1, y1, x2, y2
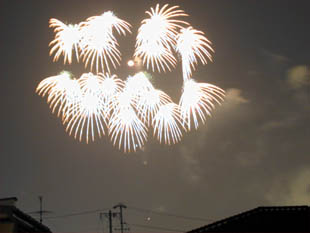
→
(37, 4, 225, 152)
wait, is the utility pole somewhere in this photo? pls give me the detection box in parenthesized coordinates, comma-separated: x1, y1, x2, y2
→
(100, 210, 118, 233)
(113, 203, 127, 233)
(108, 210, 113, 233)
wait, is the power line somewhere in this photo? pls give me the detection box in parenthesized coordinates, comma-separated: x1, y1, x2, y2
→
(127, 206, 214, 222)
(41, 204, 199, 233)
(45, 208, 110, 219)
(33, 204, 213, 223)
(129, 222, 185, 232)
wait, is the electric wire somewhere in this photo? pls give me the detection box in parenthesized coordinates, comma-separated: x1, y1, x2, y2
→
(44, 208, 110, 219)
(36, 204, 212, 232)
(129, 222, 185, 232)
(127, 205, 214, 222)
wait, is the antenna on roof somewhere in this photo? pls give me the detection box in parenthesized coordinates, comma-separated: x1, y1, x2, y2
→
(29, 196, 53, 223)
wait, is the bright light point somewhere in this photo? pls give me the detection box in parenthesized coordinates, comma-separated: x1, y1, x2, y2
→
(147, 217, 151, 221)
(128, 60, 135, 67)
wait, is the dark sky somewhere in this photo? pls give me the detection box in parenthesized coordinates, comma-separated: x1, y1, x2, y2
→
(1, 0, 310, 232)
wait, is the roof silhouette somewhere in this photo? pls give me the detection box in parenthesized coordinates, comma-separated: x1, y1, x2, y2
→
(188, 206, 310, 232)
(0, 197, 52, 232)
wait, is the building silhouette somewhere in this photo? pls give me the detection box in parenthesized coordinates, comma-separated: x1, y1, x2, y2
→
(0, 197, 51, 233)
(188, 206, 310, 232)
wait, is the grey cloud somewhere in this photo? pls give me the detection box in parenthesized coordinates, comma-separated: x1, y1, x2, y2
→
(261, 49, 290, 64)
(179, 145, 203, 184)
(260, 116, 299, 131)
(266, 168, 310, 205)
(224, 88, 249, 105)
(287, 65, 310, 89)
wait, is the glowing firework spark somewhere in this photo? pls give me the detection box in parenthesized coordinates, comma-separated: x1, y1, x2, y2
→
(179, 79, 225, 130)
(79, 11, 131, 73)
(153, 103, 184, 145)
(38, 4, 226, 152)
(176, 27, 214, 81)
(49, 19, 81, 64)
(135, 4, 188, 72)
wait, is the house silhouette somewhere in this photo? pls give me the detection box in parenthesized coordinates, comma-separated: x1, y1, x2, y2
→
(0, 197, 51, 233)
(188, 206, 310, 232)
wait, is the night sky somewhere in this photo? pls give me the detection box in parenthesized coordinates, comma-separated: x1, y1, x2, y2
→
(1, 0, 310, 232)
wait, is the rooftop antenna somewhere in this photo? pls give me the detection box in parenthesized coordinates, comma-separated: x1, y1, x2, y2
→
(29, 196, 53, 223)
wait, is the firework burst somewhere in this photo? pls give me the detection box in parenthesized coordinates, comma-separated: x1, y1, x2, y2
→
(135, 4, 188, 72)
(153, 103, 184, 145)
(79, 11, 131, 73)
(64, 73, 108, 143)
(136, 88, 171, 126)
(176, 26, 214, 81)
(38, 5, 226, 152)
(49, 19, 81, 64)
(36, 71, 80, 119)
(98, 73, 124, 115)
(179, 79, 225, 130)
(109, 87, 148, 152)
